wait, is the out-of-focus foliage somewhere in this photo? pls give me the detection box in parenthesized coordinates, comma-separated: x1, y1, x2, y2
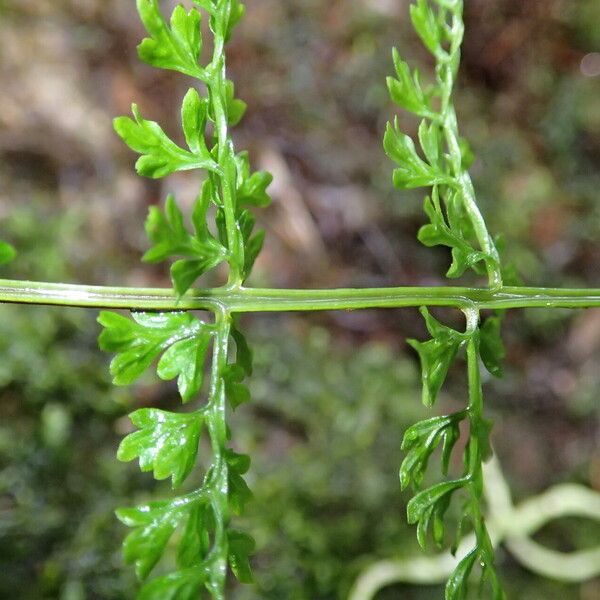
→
(0, 204, 141, 599)
(233, 324, 426, 599)
(1, 0, 600, 598)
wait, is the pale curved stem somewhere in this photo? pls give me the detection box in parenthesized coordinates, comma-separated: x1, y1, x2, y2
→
(505, 538, 600, 583)
(348, 556, 457, 598)
(348, 456, 600, 600)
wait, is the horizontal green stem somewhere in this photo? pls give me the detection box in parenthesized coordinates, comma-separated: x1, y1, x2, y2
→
(1, 279, 600, 312)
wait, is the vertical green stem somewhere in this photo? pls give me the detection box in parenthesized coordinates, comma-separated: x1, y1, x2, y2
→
(205, 306, 232, 597)
(438, 2, 502, 290)
(208, 4, 244, 287)
(466, 326, 484, 496)
(463, 309, 504, 598)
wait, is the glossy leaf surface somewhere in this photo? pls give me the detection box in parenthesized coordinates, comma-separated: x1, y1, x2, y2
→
(117, 499, 190, 579)
(139, 568, 206, 600)
(227, 530, 255, 584)
(98, 311, 211, 398)
(445, 549, 478, 600)
(400, 413, 463, 490)
(226, 449, 253, 516)
(407, 479, 466, 549)
(407, 308, 466, 407)
(480, 315, 506, 378)
(106, 0, 268, 597)
(118, 409, 204, 487)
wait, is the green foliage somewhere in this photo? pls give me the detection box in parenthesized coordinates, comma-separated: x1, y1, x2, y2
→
(388, 1, 507, 597)
(445, 550, 478, 600)
(109, 0, 507, 596)
(407, 307, 467, 407)
(114, 101, 218, 179)
(387, 49, 430, 117)
(143, 192, 227, 296)
(115, 0, 270, 294)
(223, 82, 247, 127)
(418, 191, 489, 279)
(136, 0, 206, 80)
(407, 479, 466, 549)
(105, 1, 264, 597)
(402, 308, 504, 597)
(2, 2, 599, 599)
(480, 314, 506, 378)
(385, 0, 501, 288)
(117, 409, 204, 487)
(192, 0, 245, 42)
(235, 152, 273, 208)
(98, 311, 212, 401)
(400, 412, 463, 490)
(223, 364, 251, 410)
(383, 120, 446, 189)
(410, 0, 444, 57)
(234, 325, 426, 599)
(115, 491, 255, 595)
(225, 450, 253, 516)
(117, 499, 187, 580)
(227, 530, 255, 584)
(0, 241, 15, 264)
(137, 568, 206, 600)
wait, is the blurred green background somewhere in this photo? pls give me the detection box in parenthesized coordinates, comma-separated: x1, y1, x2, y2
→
(1, 1, 599, 598)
